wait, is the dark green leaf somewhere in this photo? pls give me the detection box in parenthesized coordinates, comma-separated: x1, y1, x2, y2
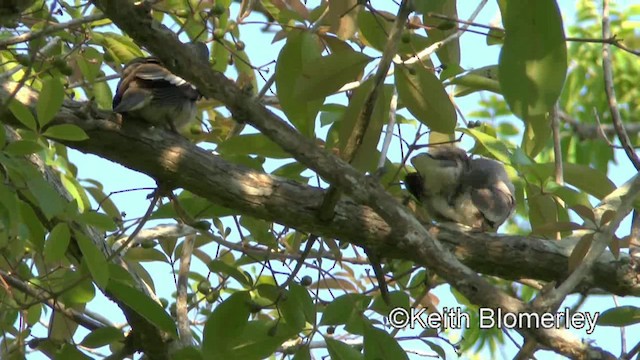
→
(320, 294, 370, 326)
(295, 50, 372, 101)
(9, 99, 37, 130)
(363, 323, 408, 360)
(80, 327, 124, 348)
(498, 0, 567, 118)
(275, 31, 323, 137)
(4, 140, 43, 156)
(76, 211, 117, 231)
(395, 64, 456, 134)
(107, 279, 178, 337)
(217, 133, 289, 159)
(325, 337, 364, 360)
(202, 291, 251, 357)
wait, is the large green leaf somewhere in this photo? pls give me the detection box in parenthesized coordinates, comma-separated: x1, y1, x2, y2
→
(202, 291, 251, 357)
(37, 77, 64, 127)
(363, 323, 409, 360)
(107, 279, 178, 338)
(76, 232, 109, 288)
(325, 337, 364, 360)
(44, 223, 70, 263)
(598, 306, 640, 327)
(416, 0, 460, 66)
(275, 31, 323, 137)
(395, 64, 456, 134)
(451, 65, 501, 97)
(337, 79, 392, 171)
(498, 0, 567, 119)
(295, 49, 372, 101)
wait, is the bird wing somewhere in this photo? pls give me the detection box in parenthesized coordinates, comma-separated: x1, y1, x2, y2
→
(469, 181, 515, 229)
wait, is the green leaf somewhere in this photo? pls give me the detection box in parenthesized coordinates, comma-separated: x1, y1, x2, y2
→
(56, 343, 93, 359)
(92, 32, 144, 65)
(462, 128, 511, 164)
(107, 279, 178, 337)
(292, 346, 311, 360)
(37, 77, 65, 127)
(43, 124, 89, 141)
(278, 289, 305, 332)
(320, 294, 370, 326)
(295, 50, 372, 101)
(498, 0, 567, 118)
(19, 200, 46, 250)
(357, 10, 433, 55)
(416, 0, 460, 66)
(75, 232, 110, 288)
(325, 337, 364, 360)
(275, 31, 323, 137)
(9, 99, 37, 130)
(228, 320, 297, 359)
(26, 177, 65, 219)
(170, 346, 203, 360)
(598, 306, 640, 327)
(451, 65, 501, 97)
(560, 163, 616, 199)
(288, 283, 316, 325)
(59, 270, 96, 305)
(337, 79, 392, 172)
(521, 114, 551, 157)
(207, 260, 251, 286)
(4, 140, 43, 156)
(44, 223, 71, 263)
(395, 64, 456, 134)
(76, 211, 117, 231)
(80, 327, 124, 348)
(363, 323, 408, 360)
(76, 47, 103, 83)
(202, 291, 251, 357)
(217, 133, 289, 159)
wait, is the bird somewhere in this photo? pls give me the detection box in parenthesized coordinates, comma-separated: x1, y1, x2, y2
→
(405, 146, 471, 224)
(112, 42, 209, 133)
(405, 147, 515, 231)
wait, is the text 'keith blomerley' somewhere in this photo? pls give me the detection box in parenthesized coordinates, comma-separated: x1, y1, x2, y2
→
(388, 307, 599, 334)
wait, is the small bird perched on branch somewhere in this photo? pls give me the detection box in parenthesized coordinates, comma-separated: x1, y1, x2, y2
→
(112, 42, 209, 133)
(405, 146, 516, 231)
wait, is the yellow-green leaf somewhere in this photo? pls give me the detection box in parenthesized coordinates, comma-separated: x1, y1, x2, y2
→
(43, 124, 89, 141)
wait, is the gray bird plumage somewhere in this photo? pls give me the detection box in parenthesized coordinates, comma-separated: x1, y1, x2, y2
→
(405, 147, 515, 231)
(112, 42, 209, 133)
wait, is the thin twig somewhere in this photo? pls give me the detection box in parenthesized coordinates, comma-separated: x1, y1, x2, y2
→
(0, 14, 106, 47)
(601, 0, 640, 170)
(401, 0, 488, 65)
(280, 235, 317, 290)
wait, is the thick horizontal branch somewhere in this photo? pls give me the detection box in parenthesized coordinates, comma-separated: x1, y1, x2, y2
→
(2, 83, 636, 299)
